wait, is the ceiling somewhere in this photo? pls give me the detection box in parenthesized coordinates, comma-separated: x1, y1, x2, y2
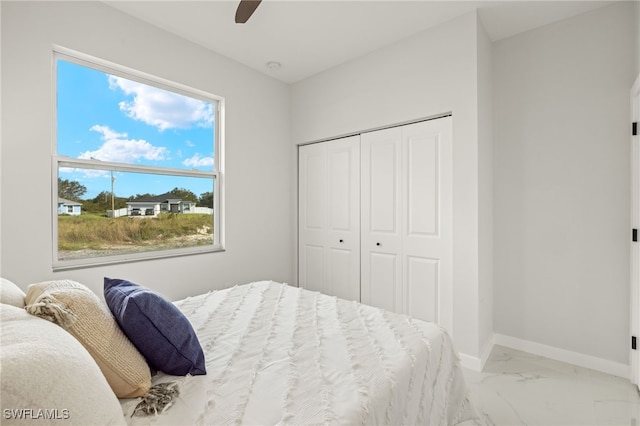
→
(104, 0, 615, 83)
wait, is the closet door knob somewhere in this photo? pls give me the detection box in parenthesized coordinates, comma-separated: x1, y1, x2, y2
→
(376, 242, 381, 246)
(339, 239, 344, 243)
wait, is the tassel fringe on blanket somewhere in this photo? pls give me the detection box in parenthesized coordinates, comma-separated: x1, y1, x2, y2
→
(25, 298, 181, 417)
(133, 382, 180, 417)
(25, 296, 77, 329)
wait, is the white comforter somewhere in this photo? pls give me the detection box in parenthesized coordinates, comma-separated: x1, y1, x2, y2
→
(122, 281, 478, 425)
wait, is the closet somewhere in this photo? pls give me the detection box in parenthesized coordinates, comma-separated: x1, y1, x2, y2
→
(298, 116, 452, 324)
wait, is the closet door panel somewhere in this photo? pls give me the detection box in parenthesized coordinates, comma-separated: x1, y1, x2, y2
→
(406, 256, 439, 322)
(369, 141, 398, 233)
(305, 155, 326, 230)
(326, 136, 360, 301)
(401, 119, 452, 326)
(299, 136, 360, 301)
(328, 148, 353, 231)
(299, 143, 327, 293)
(329, 248, 358, 301)
(406, 131, 439, 236)
(365, 252, 400, 312)
(299, 144, 327, 235)
(302, 245, 325, 293)
(361, 127, 402, 312)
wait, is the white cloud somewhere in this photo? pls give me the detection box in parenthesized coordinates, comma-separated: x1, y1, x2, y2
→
(79, 125, 168, 163)
(59, 166, 110, 179)
(183, 153, 214, 169)
(108, 76, 213, 131)
(89, 125, 126, 141)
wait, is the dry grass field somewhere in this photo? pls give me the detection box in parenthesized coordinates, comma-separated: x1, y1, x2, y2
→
(58, 213, 213, 259)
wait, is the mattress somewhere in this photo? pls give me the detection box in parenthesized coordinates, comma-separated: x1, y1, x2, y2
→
(122, 281, 478, 425)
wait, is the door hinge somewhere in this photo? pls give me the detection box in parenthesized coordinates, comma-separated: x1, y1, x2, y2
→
(633, 336, 637, 350)
(634, 229, 638, 242)
(634, 122, 638, 136)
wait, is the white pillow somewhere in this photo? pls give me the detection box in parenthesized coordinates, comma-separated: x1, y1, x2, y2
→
(0, 277, 26, 308)
(0, 304, 126, 425)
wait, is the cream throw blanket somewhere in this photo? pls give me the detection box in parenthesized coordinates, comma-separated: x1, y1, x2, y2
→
(123, 281, 480, 425)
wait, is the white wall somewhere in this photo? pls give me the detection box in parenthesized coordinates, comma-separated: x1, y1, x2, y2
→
(0, 1, 3, 273)
(493, 2, 637, 365)
(477, 16, 494, 364)
(0, 2, 293, 300)
(292, 12, 486, 360)
(4, 0, 635, 373)
(636, 0, 640, 74)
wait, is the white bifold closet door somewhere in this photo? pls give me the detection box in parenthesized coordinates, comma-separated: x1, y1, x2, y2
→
(361, 118, 452, 324)
(298, 117, 452, 326)
(298, 135, 360, 301)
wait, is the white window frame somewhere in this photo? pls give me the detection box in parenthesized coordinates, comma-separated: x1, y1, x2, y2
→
(52, 47, 225, 270)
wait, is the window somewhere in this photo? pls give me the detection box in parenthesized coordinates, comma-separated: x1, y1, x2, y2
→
(53, 48, 224, 269)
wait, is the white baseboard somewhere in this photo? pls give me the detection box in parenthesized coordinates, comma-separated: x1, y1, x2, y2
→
(458, 334, 629, 379)
(492, 334, 630, 379)
(458, 352, 483, 371)
(458, 334, 496, 372)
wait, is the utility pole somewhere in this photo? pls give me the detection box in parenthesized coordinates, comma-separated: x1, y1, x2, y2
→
(111, 171, 115, 218)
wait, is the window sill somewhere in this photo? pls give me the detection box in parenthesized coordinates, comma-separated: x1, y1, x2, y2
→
(52, 244, 225, 271)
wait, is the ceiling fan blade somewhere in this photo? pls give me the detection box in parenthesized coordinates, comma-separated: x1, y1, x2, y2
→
(235, 0, 262, 24)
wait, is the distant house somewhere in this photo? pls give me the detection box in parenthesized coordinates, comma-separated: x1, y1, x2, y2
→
(126, 192, 197, 217)
(58, 197, 82, 216)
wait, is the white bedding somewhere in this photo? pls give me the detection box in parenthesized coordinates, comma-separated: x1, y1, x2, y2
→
(122, 281, 478, 425)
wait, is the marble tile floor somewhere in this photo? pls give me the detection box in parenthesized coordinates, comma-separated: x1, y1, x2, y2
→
(462, 346, 640, 426)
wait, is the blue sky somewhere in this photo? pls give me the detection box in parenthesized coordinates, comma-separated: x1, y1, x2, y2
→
(57, 59, 215, 200)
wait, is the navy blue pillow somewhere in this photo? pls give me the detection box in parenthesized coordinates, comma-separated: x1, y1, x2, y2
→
(104, 278, 206, 376)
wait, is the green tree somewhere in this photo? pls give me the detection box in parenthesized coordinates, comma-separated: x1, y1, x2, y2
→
(199, 191, 214, 208)
(82, 191, 128, 215)
(170, 187, 198, 203)
(128, 193, 157, 201)
(58, 178, 87, 201)
(92, 190, 112, 204)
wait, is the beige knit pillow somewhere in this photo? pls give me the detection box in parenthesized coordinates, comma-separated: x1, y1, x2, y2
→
(25, 280, 151, 398)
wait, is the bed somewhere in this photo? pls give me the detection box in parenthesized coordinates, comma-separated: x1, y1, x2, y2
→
(1, 278, 479, 425)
